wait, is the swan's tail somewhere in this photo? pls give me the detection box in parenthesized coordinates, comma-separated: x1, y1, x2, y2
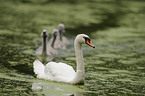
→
(33, 59, 46, 79)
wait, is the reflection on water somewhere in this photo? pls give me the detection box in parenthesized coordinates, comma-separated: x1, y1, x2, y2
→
(32, 82, 84, 96)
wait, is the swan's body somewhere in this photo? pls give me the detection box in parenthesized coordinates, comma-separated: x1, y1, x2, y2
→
(36, 30, 57, 56)
(34, 60, 75, 82)
(33, 34, 95, 84)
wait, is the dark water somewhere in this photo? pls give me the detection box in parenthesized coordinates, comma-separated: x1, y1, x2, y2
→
(0, 0, 145, 96)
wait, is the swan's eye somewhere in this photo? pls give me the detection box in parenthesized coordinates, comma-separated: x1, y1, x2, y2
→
(83, 37, 90, 42)
(83, 37, 95, 48)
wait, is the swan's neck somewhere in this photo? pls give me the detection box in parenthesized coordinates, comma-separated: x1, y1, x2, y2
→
(59, 31, 63, 41)
(42, 37, 47, 55)
(51, 35, 56, 48)
(72, 39, 85, 84)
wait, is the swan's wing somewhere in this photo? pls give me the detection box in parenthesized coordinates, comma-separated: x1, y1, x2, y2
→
(33, 59, 47, 79)
(44, 62, 76, 82)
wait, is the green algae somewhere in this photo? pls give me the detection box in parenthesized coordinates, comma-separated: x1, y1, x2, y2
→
(0, 0, 145, 95)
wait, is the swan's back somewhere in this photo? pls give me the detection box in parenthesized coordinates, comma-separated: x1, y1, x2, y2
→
(45, 62, 76, 82)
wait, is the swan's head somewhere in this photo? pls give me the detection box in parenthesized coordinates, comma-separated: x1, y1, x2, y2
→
(58, 24, 65, 33)
(76, 34, 95, 48)
(41, 29, 48, 38)
(51, 29, 58, 38)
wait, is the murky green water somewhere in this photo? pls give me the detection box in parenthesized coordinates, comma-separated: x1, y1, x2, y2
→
(0, 0, 145, 95)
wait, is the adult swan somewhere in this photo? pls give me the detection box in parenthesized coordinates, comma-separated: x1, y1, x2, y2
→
(33, 34, 95, 85)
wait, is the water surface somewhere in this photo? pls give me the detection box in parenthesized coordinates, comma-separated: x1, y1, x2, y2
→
(0, 0, 145, 95)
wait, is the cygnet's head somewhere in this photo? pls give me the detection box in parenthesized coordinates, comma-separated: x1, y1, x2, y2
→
(58, 24, 65, 33)
(76, 34, 95, 48)
(51, 29, 58, 38)
(41, 29, 48, 38)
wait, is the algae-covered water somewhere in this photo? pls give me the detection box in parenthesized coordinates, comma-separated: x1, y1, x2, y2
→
(0, 0, 145, 95)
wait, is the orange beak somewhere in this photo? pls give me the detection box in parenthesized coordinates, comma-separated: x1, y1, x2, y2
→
(86, 40, 95, 48)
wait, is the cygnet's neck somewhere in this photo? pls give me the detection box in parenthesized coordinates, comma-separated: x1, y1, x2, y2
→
(51, 35, 56, 48)
(59, 31, 63, 41)
(42, 36, 47, 55)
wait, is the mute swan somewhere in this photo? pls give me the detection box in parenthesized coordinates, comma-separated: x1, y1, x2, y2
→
(58, 24, 69, 46)
(35, 30, 57, 56)
(33, 34, 95, 85)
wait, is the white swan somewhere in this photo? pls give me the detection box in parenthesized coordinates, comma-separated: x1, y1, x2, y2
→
(35, 29, 57, 56)
(33, 34, 95, 84)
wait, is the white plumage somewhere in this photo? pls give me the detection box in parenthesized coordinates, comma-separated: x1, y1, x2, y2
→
(34, 59, 75, 82)
(33, 60, 46, 79)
